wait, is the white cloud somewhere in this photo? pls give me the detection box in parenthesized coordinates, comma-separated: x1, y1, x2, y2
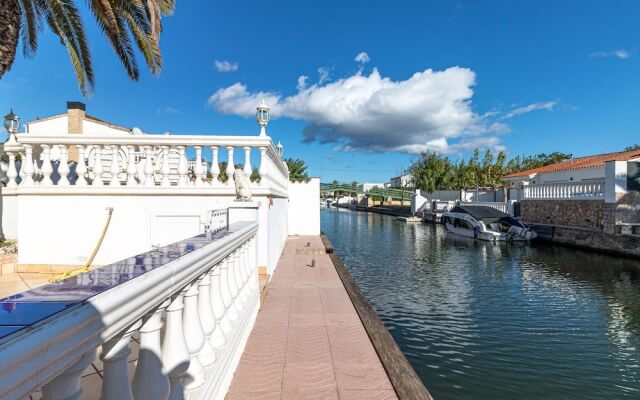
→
(214, 60, 239, 72)
(208, 66, 510, 154)
(156, 106, 182, 115)
(589, 49, 631, 59)
(354, 52, 370, 64)
(502, 101, 556, 119)
(317, 67, 331, 85)
(296, 75, 309, 91)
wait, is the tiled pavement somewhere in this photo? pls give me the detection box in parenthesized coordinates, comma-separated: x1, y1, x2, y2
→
(226, 236, 398, 400)
(0, 271, 58, 299)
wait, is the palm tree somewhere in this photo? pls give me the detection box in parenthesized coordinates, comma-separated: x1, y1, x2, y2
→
(0, 0, 174, 94)
(285, 158, 310, 183)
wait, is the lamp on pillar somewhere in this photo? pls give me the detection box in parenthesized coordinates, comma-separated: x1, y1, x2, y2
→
(276, 141, 283, 158)
(3, 109, 20, 138)
(256, 99, 270, 137)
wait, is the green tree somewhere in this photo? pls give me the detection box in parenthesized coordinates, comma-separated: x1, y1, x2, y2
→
(625, 144, 640, 151)
(250, 167, 261, 183)
(0, 0, 174, 94)
(285, 158, 310, 183)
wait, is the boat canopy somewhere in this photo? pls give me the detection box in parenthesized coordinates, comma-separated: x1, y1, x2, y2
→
(450, 205, 510, 220)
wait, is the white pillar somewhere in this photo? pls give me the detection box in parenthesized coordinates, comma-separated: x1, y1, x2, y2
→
(162, 292, 191, 400)
(209, 265, 226, 348)
(110, 146, 121, 186)
(226, 146, 235, 186)
(40, 144, 53, 186)
(197, 272, 217, 366)
(41, 350, 95, 400)
(75, 145, 87, 186)
(243, 146, 252, 177)
(177, 146, 188, 187)
(605, 160, 627, 203)
(22, 144, 34, 186)
(101, 322, 141, 400)
(161, 146, 171, 187)
(127, 146, 138, 186)
(92, 146, 104, 186)
(210, 146, 220, 186)
(6, 152, 17, 188)
(218, 256, 234, 333)
(258, 146, 268, 186)
(131, 303, 170, 400)
(194, 146, 203, 186)
(182, 281, 205, 390)
(143, 146, 155, 187)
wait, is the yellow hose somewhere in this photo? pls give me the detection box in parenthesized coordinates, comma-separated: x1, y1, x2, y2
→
(49, 208, 114, 283)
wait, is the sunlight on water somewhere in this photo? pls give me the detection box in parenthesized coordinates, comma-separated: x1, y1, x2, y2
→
(322, 208, 640, 400)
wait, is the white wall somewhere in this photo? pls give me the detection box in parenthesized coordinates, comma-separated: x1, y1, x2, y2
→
(536, 167, 604, 184)
(0, 192, 17, 240)
(17, 194, 287, 271)
(288, 178, 320, 236)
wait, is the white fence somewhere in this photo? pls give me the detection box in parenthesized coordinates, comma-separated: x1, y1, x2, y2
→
(523, 181, 604, 200)
(1, 134, 289, 197)
(0, 221, 259, 400)
(458, 201, 510, 214)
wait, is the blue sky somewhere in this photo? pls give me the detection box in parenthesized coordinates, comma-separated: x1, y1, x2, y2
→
(1, 0, 640, 182)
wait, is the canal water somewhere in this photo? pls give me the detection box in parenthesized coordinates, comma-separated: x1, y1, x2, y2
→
(321, 208, 640, 400)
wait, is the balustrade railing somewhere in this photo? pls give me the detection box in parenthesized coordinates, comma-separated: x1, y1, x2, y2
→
(523, 181, 604, 200)
(0, 221, 259, 400)
(458, 201, 510, 214)
(1, 134, 289, 196)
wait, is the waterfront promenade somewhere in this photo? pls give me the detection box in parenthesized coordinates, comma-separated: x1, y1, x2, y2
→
(227, 236, 397, 400)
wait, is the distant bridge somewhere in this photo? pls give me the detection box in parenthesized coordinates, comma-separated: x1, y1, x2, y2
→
(320, 182, 413, 201)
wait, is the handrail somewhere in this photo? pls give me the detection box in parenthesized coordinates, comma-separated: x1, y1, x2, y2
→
(0, 221, 259, 400)
(523, 181, 604, 200)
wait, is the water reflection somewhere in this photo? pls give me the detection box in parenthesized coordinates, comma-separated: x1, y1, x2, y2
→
(322, 208, 640, 400)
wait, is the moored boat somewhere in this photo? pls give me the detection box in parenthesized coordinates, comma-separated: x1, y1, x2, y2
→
(443, 205, 537, 242)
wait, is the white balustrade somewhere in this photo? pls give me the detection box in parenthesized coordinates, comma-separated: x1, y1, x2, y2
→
(459, 201, 510, 214)
(523, 181, 604, 200)
(0, 221, 260, 400)
(1, 135, 289, 197)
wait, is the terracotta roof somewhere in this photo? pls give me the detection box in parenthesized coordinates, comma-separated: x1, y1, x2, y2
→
(504, 149, 640, 178)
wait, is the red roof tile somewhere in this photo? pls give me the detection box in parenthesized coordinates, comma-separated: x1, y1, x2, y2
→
(504, 149, 640, 178)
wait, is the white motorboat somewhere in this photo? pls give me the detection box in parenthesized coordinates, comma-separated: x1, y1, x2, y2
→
(443, 205, 537, 242)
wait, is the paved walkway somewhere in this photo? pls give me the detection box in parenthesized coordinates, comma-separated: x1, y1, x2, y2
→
(226, 236, 397, 400)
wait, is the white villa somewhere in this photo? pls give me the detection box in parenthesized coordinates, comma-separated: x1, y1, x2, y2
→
(387, 173, 413, 189)
(0, 101, 320, 400)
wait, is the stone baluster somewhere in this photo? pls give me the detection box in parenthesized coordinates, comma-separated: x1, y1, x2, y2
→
(240, 243, 252, 300)
(225, 255, 240, 322)
(100, 321, 141, 400)
(21, 144, 34, 186)
(210, 146, 220, 186)
(109, 146, 121, 186)
(182, 280, 205, 390)
(197, 272, 217, 366)
(161, 146, 171, 187)
(58, 145, 70, 186)
(248, 238, 258, 293)
(232, 249, 245, 310)
(41, 350, 96, 400)
(243, 147, 252, 178)
(93, 146, 104, 186)
(194, 146, 204, 186)
(226, 146, 235, 186)
(177, 146, 188, 187)
(234, 246, 248, 305)
(127, 146, 138, 186)
(162, 291, 191, 400)
(218, 256, 234, 333)
(209, 265, 227, 348)
(75, 145, 87, 186)
(5, 152, 17, 188)
(131, 302, 171, 400)
(40, 144, 53, 186)
(259, 147, 268, 186)
(143, 146, 155, 186)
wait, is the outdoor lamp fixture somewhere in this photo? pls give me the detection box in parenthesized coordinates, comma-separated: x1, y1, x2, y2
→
(256, 99, 270, 137)
(3, 109, 19, 136)
(276, 141, 283, 158)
